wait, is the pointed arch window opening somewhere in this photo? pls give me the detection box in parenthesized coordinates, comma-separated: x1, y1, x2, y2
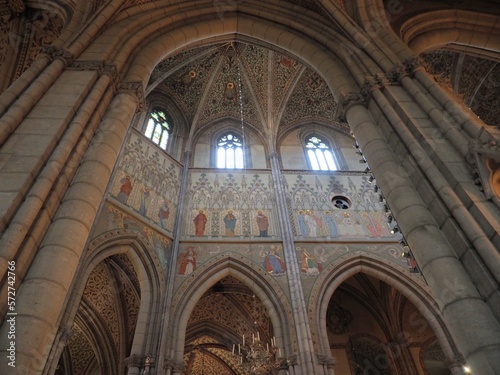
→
(305, 135, 338, 171)
(145, 109, 171, 150)
(217, 133, 244, 169)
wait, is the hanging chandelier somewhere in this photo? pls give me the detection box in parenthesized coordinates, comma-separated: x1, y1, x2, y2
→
(232, 332, 281, 375)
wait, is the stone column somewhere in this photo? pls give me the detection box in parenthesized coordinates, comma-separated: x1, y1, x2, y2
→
(0, 89, 139, 373)
(163, 358, 174, 375)
(344, 99, 500, 374)
(0, 69, 113, 319)
(125, 354, 142, 375)
(317, 354, 336, 375)
(156, 150, 191, 372)
(269, 152, 316, 375)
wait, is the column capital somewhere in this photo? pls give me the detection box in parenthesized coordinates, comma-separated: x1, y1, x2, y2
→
(362, 73, 391, 94)
(404, 56, 426, 74)
(125, 354, 142, 368)
(116, 81, 146, 112)
(317, 354, 336, 368)
(58, 326, 74, 345)
(163, 357, 175, 370)
(70, 60, 119, 85)
(287, 354, 298, 366)
(336, 91, 367, 122)
(387, 57, 425, 83)
(40, 45, 74, 66)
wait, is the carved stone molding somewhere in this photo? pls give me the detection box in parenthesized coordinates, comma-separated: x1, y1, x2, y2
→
(58, 326, 74, 345)
(467, 138, 500, 206)
(70, 60, 119, 86)
(7, 0, 24, 14)
(117, 81, 146, 112)
(387, 63, 408, 83)
(317, 354, 336, 368)
(444, 353, 465, 368)
(362, 73, 391, 95)
(40, 45, 74, 66)
(276, 357, 290, 370)
(335, 91, 367, 122)
(172, 361, 186, 372)
(404, 56, 425, 74)
(287, 354, 298, 366)
(387, 57, 425, 83)
(124, 354, 156, 369)
(163, 358, 175, 370)
(125, 354, 142, 368)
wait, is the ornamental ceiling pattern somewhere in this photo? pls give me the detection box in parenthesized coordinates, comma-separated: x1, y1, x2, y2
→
(184, 336, 244, 375)
(187, 276, 271, 339)
(184, 276, 271, 375)
(421, 49, 500, 127)
(147, 42, 335, 140)
(64, 256, 141, 373)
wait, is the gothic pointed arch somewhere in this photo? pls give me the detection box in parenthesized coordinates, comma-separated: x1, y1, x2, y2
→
(310, 252, 462, 370)
(165, 251, 296, 368)
(47, 230, 165, 374)
(143, 91, 189, 161)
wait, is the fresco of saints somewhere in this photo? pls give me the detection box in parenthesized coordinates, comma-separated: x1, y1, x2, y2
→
(324, 211, 338, 237)
(178, 246, 197, 275)
(297, 211, 308, 237)
(158, 200, 170, 229)
(116, 175, 132, 204)
(193, 210, 207, 237)
(263, 245, 286, 275)
(138, 187, 151, 216)
(256, 211, 269, 237)
(299, 248, 323, 276)
(305, 210, 320, 237)
(224, 210, 237, 236)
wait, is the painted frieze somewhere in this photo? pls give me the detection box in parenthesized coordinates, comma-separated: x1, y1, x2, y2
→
(285, 173, 396, 239)
(185, 171, 278, 239)
(109, 130, 181, 234)
(91, 202, 171, 270)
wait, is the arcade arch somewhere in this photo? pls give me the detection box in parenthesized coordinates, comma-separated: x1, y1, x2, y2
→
(312, 254, 463, 374)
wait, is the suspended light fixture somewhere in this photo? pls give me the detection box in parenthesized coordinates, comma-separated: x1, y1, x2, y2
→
(232, 294, 283, 374)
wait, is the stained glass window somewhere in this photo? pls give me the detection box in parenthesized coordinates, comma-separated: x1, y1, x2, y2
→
(145, 109, 171, 150)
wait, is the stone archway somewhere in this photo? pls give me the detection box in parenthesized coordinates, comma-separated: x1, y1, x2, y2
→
(47, 231, 165, 375)
(310, 252, 463, 375)
(165, 252, 295, 374)
(56, 254, 141, 375)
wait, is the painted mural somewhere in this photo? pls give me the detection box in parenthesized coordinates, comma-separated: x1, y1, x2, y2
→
(175, 243, 289, 291)
(110, 130, 181, 234)
(185, 171, 277, 238)
(284, 173, 396, 239)
(92, 202, 171, 269)
(295, 242, 423, 298)
(174, 241, 421, 302)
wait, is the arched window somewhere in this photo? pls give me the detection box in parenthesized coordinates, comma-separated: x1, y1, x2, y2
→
(216, 132, 244, 169)
(144, 108, 171, 150)
(305, 134, 338, 171)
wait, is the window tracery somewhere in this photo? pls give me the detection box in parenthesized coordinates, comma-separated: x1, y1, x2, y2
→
(217, 132, 244, 169)
(304, 134, 338, 171)
(144, 108, 171, 150)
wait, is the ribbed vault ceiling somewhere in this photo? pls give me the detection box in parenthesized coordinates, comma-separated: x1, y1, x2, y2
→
(146, 42, 346, 142)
